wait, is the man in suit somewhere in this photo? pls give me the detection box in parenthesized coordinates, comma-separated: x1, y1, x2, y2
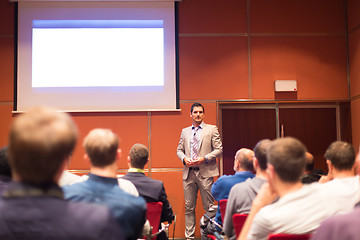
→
(122, 143, 174, 240)
(177, 102, 223, 240)
(1, 106, 123, 239)
(63, 129, 147, 240)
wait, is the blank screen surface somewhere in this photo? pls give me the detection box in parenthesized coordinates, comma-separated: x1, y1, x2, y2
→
(17, 1, 176, 111)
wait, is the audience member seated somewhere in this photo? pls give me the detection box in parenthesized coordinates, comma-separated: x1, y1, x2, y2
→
(63, 128, 146, 240)
(122, 143, 174, 240)
(319, 141, 360, 208)
(1, 106, 123, 239)
(239, 137, 360, 240)
(59, 170, 88, 186)
(223, 139, 272, 240)
(201, 148, 255, 239)
(301, 152, 321, 184)
(310, 201, 360, 239)
(60, 170, 139, 196)
(0, 146, 12, 195)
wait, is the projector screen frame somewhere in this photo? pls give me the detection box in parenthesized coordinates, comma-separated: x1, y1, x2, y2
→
(14, 0, 180, 112)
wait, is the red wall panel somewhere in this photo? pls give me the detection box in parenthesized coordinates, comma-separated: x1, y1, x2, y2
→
(0, 38, 14, 101)
(349, 29, 360, 97)
(179, 37, 249, 100)
(0, 105, 13, 147)
(250, 0, 345, 33)
(68, 112, 148, 170)
(178, 0, 247, 33)
(251, 36, 348, 99)
(0, 0, 14, 35)
(347, 0, 360, 31)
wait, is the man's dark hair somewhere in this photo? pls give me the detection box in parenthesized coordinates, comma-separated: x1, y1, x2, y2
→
(0, 146, 12, 177)
(324, 141, 355, 171)
(83, 128, 119, 167)
(267, 137, 307, 183)
(190, 102, 205, 113)
(129, 143, 149, 169)
(8, 106, 78, 184)
(253, 139, 272, 171)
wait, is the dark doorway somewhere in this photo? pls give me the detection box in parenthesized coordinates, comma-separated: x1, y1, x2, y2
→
(221, 107, 276, 175)
(220, 103, 351, 176)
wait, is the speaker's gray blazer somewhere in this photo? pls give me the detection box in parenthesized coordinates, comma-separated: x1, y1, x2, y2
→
(177, 123, 223, 180)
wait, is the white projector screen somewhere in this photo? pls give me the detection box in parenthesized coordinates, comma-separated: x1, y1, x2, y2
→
(17, 1, 177, 111)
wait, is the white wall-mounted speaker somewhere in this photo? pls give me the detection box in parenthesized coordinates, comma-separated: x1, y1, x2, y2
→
(274, 80, 297, 92)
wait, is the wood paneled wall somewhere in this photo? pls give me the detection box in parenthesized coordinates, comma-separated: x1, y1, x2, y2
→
(349, 0, 360, 149)
(0, 0, 354, 238)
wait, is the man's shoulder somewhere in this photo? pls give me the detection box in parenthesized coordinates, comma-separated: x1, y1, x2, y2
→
(0, 198, 123, 239)
(63, 180, 91, 196)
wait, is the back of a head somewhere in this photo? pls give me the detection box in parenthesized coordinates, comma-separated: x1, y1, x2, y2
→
(324, 141, 355, 171)
(8, 106, 78, 184)
(0, 146, 12, 178)
(235, 148, 254, 172)
(253, 139, 272, 171)
(129, 143, 149, 169)
(305, 152, 315, 172)
(267, 137, 307, 183)
(83, 128, 119, 167)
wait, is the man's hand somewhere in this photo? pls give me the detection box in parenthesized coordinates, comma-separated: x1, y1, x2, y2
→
(184, 157, 194, 166)
(191, 157, 205, 166)
(252, 183, 278, 209)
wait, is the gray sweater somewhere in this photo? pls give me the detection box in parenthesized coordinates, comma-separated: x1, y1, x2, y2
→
(223, 177, 267, 240)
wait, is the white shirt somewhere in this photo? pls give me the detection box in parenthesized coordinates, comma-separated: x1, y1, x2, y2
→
(248, 176, 360, 240)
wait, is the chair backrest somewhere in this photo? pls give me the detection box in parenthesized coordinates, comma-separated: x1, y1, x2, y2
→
(267, 233, 312, 240)
(146, 202, 163, 239)
(232, 213, 248, 238)
(219, 199, 228, 223)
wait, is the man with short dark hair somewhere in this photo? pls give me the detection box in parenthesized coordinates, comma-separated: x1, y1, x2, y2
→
(239, 137, 360, 240)
(1, 106, 123, 240)
(123, 143, 174, 240)
(223, 139, 271, 240)
(200, 148, 255, 239)
(177, 102, 223, 239)
(63, 129, 147, 240)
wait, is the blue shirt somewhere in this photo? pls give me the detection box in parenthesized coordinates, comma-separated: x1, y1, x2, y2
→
(0, 182, 124, 240)
(63, 173, 147, 240)
(211, 171, 255, 225)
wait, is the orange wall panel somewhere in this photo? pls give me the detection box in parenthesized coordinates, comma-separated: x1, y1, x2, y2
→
(351, 99, 360, 149)
(0, 0, 14, 35)
(250, 0, 345, 33)
(347, 0, 360, 31)
(179, 37, 249, 100)
(178, 0, 247, 33)
(251, 36, 348, 99)
(151, 102, 219, 168)
(349, 29, 360, 97)
(68, 112, 148, 170)
(0, 37, 14, 102)
(0, 105, 13, 147)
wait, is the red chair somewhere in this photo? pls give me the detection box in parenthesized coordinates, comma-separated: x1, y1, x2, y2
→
(219, 199, 228, 223)
(267, 233, 312, 240)
(145, 202, 163, 240)
(232, 213, 248, 238)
